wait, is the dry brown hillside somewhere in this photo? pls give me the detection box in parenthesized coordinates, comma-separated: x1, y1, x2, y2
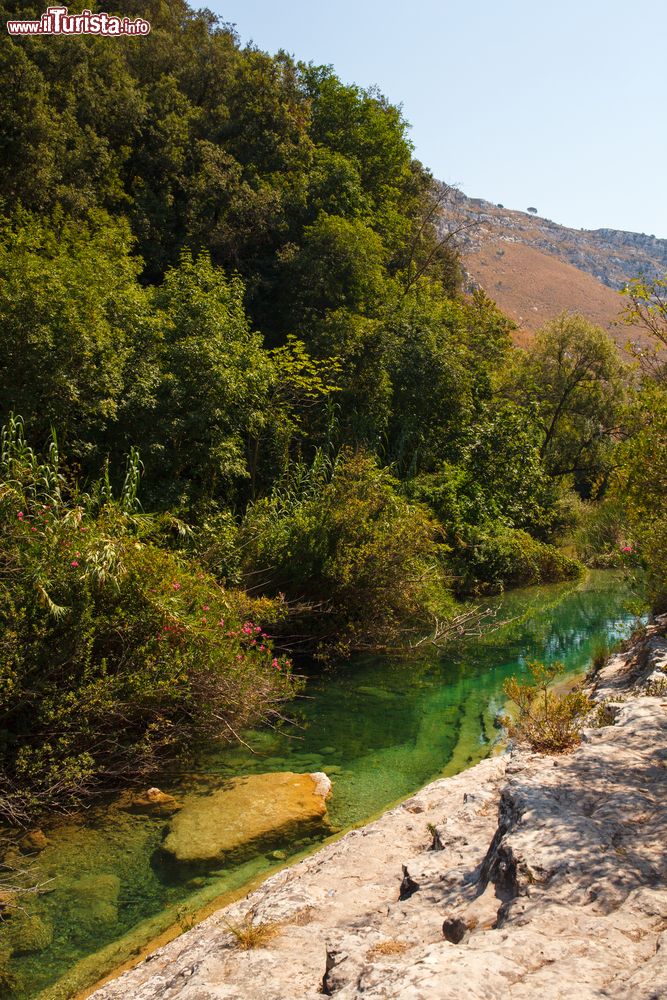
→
(466, 240, 643, 347)
(437, 190, 664, 348)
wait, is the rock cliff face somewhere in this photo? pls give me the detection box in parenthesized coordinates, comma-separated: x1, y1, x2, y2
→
(90, 619, 667, 1000)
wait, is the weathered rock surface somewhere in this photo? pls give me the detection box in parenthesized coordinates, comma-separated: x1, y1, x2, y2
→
(160, 772, 332, 870)
(92, 619, 667, 1000)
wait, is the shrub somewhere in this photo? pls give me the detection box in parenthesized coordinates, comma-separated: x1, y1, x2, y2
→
(642, 520, 667, 615)
(503, 661, 592, 753)
(238, 449, 450, 655)
(453, 524, 582, 596)
(0, 418, 300, 822)
(222, 912, 280, 950)
(591, 641, 609, 672)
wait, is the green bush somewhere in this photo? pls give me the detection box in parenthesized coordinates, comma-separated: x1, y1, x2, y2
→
(612, 383, 667, 612)
(238, 449, 450, 656)
(453, 524, 582, 596)
(0, 419, 299, 822)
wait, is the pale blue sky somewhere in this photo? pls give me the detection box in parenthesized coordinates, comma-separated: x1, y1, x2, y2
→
(209, 0, 667, 238)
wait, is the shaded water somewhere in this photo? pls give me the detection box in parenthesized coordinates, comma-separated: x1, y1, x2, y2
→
(3, 572, 641, 999)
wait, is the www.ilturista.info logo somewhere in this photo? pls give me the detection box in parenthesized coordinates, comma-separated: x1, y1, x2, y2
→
(6, 6, 151, 35)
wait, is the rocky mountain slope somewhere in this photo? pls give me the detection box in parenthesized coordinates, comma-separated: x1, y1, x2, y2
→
(439, 191, 667, 343)
(89, 619, 667, 1000)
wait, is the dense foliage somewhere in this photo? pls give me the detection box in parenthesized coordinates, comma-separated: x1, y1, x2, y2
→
(0, 417, 298, 821)
(0, 1, 647, 818)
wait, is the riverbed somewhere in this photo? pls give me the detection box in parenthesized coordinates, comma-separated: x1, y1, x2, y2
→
(2, 571, 641, 999)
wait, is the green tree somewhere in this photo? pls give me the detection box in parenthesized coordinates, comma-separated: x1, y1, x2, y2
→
(143, 252, 275, 509)
(0, 210, 150, 465)
(613, 382, 667, 610)
(506, 313, 625, 493)
(622, 274, 667, 382)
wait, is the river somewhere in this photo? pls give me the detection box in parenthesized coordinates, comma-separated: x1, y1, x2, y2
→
(2, 570, 642, 999)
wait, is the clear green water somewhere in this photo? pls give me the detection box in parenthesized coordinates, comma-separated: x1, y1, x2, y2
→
(3, 571, 641, 999)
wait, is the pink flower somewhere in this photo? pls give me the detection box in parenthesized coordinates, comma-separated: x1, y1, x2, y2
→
(202, 605, 210, 611)
(218, 618, 225, 628)
(31, 527, 37, 532)
(272, 658, 281, 670)
(71, 560, 79, 568)
(201, 616, 207, 623)
(17, 512, 24, 520)
(172, 581, 181, 591)
(621, 545, 633, 554)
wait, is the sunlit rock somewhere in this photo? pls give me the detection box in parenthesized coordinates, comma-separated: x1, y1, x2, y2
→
(121, 787, 181, 817)
(160, 771, 332, 870)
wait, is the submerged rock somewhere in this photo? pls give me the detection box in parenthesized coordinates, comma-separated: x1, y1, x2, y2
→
(160, 771, 332, 871)
(68, 874, 121, 935)
(121, 787, 181, 817)
(18, 829, 48, 854)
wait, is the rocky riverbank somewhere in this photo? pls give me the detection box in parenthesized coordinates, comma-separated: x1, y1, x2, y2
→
(90, 618, 667, 1000)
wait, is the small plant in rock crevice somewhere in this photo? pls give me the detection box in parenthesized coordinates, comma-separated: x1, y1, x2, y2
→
(366, 939, 409, 960)
(221, 912, 280, 950)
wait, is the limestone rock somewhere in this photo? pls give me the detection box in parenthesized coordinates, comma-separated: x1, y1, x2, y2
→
(122, 786, 181, 817)
(161, 771, 332, 870)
